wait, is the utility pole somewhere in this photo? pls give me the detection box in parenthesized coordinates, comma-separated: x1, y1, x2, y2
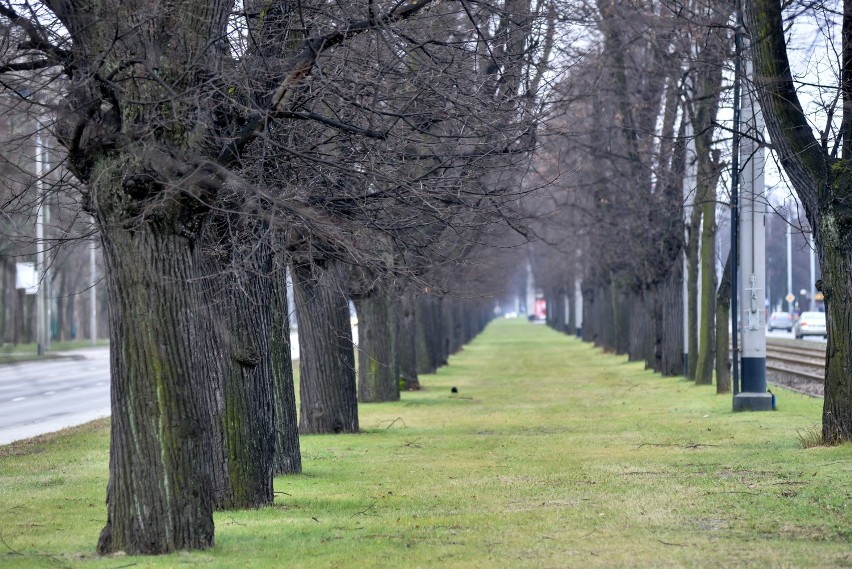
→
(525, 260, 535, 317)
(683, 122, 695, 376)
(809, 232, 816, 311)
(733, 49, 772, 412)
(35, 130, 46, 356)
(43, 144, 51, 352)
(786, 203, 793, 313)
(574, 276, 583, 337)
(90, 216, 98, 345)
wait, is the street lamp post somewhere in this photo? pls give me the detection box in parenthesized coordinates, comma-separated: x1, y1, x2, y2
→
(35, 129, 46, 356)
(90, 215, 98, 345)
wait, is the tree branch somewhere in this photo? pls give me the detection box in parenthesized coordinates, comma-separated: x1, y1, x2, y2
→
(217, 0, 441, 165)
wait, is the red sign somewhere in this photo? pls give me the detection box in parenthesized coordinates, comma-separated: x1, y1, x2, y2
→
(534, 299, 547, 320)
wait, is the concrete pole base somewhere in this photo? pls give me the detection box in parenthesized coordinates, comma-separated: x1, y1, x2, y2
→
(733, 392, 774, 412)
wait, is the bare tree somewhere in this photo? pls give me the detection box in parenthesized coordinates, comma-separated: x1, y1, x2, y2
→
(744, 0, 852, 443)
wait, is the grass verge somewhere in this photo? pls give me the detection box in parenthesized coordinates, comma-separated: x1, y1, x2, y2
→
(0, 340, 110, 364)
(0, 319, 849, 568)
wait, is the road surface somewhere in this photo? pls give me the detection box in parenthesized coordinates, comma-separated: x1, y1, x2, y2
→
(0, 348, 111, 445)
(0, 330, 328, 445)
(0, 325, 348, 445)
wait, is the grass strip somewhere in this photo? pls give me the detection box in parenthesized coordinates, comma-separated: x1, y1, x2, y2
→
(0, 319, 849, 568)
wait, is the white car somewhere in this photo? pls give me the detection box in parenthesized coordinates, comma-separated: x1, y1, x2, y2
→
(794, 311, 827, 339)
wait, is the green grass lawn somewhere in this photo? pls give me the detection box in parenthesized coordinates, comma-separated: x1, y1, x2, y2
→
(0, 340, 109, 363)
(0, 319, 849, 568)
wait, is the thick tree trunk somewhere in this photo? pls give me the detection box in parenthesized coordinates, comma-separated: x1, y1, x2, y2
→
(270, 266, 301, 474)
(215, 255, 275, 510)
(397, 291, 420, 390)
(96, 213, 217, 554)
(661, 263, 684, 377)
(355, 290, 400, 403)
(415, 293, 438, 374)
(627, 290, 647, 362)
(293, 262, 358, 434)
(818, 231, 852, 443)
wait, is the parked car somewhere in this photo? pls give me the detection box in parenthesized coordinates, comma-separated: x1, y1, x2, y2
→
(767, 311, 793, 332)
(793, 311, 827, 339)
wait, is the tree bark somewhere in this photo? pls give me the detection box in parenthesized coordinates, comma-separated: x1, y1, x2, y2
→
(214, 250, 275, 510)
(694, 192, 717, 385)
(715, 251, 732, 394)
(95, 170, 217, 554)
(397, 291, 420, 390)
(293, 261, 359, 434)
(415, 293, 438, 374)
(686, 204, 701, 380)
(270, 265, 301, 474)
(355, 289, 400, 403)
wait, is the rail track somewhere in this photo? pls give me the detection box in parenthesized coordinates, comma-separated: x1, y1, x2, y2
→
(764, 338, 824, 398)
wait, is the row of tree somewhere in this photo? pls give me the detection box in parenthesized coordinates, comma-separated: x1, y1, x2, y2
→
(0, 0, 550, 555)
(526, 0, 850, 445)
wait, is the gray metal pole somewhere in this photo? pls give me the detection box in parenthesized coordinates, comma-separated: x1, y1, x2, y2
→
(43, 145, 51, 352)
(786, 203, 793, 313)
(733, 50, 772, 411)
(731, 0, 742, 395)
(574, 277, 583, 337)
(683, 122, 695, 375)
(35, 130, 45, 356)
(809, 232, 816, 311)
(526, 260, 535, 317)
(90, 216, 97, 345)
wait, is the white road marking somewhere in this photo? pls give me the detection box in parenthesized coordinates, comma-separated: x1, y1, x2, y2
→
(12, 397, 26, 402)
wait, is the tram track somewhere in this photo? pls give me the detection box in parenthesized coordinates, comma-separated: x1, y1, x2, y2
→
(764, 338, 824, 398)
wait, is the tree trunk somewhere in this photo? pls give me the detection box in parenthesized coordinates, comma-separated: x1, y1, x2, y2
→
(214, 252, 275, 510)
(715, 251, 732, 394)
(694, 194, 717, 385)
(686, 204, 701, 380)
(744, 0, 852, 443)
(397, 291, 420, 390)
(293, 261, 358, 434)
(96, 200, 217, 554)
(818, 223, 852, 443)
(661, 263, 684, 377)
(355, 289, 400, 403)
(414, 293, 438, 374)
(55, 271, 66, 342)
(270, 264, 301, 474)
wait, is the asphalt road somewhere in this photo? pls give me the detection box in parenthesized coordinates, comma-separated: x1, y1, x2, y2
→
(0, 348, 111, 445)
(0, 330, 320, 446)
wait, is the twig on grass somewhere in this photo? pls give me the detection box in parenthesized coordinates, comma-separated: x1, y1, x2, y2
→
(351, 501, 380, 518)
(375, 417, 407, 429)
(637, 442, 718, 449)
(656, 539, 687, 547)
(0, 532, 22, 555)
(0, 531, 71, 568)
